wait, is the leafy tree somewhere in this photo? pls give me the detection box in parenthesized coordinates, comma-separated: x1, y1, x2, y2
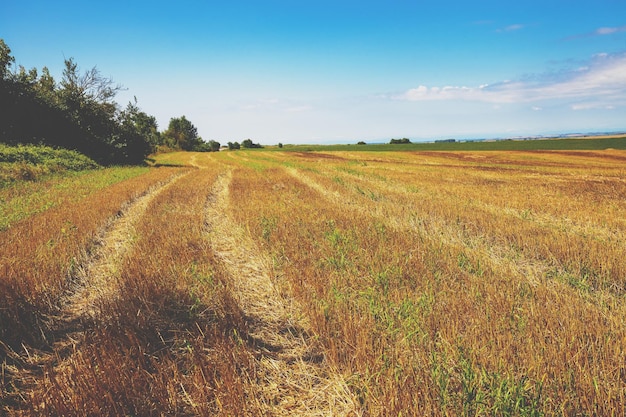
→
(36, 67, 56, 99)
(241, 138, 262, 149)
(0, 39, 14, 79)
(114, 100, 157, 163)
(208, 140, 220, 152)
(0, 38, 177, 164)
(0, 42, 80, 153)
(54, 58, 126, 163)
(390, 138, 412, 144)
(121, 99, 161, 149)
(162, 116, 202, 151)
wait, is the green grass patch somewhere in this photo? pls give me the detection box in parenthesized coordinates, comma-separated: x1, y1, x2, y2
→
(0, 166, 150, 231)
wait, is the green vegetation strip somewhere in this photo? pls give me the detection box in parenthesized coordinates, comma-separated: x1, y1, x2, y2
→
(275, 136, 626, 152)
(0, 166, 150, 231)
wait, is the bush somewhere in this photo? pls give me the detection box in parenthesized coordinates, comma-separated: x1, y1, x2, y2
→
(0, 144, 99, 185)
(389, 138, 412, 144)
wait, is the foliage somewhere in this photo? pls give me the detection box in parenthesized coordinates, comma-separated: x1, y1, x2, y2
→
(0, 39, 156, 164)
(0, 143, 98, 168)
(241, 138, 263, 148)
(0, 143, 99, 185)
(389, 137, 412, 144)
(114, 100, 159, 163)
(161, 115, 213, 151)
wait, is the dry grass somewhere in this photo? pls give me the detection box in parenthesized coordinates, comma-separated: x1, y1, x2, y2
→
(2, 148, 626, 415)
(205, 169, 360, 416)
(225, 149, 626, 416)
(10, 164, 256, 415)
(0, 167, 180, 346)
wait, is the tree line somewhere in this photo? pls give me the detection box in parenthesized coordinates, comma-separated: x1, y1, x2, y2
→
(0, 39, 212, 165)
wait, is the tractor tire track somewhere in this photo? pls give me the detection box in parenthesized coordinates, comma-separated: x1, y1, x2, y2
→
(204, 169, 361, 417)
(6, 170, 189, 413)
(56, 171, 187, 328)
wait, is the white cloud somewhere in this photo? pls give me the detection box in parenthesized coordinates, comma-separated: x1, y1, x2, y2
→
(595, 25, 626, 35)
(566, 25, 626, 40)
(392, 52, 626, 108)
(571, 103, 617, 111)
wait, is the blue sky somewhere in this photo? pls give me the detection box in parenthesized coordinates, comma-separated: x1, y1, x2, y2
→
(2, 0, 625, 144)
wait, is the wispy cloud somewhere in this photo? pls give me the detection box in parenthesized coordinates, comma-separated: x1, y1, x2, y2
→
(565, 24, 626, 40)
(594, 25, 626, 35)
(497, 23, 525, 33)
(390, 52, 626, 108)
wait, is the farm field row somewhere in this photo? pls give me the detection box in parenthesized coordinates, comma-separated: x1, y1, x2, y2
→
(2, 148, 626, 415)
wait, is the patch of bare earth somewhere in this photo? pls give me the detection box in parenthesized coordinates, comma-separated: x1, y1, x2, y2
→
(204, 169, 361, 417)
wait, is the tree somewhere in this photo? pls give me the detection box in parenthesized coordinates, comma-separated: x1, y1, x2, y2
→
(36, 67, 56, 99)
(208, 140, 220, 152)
(0, 38, 163, 164)
(390, 138, 411, 144)
(114, 100, 158, 163)
(241, 138, 262, 149)
(0, 42, 80, 152)
(162, 116, 202, 151)
(0, 39, 14, 79)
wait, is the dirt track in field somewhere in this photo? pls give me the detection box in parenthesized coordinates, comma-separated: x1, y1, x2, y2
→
(204, 168, 360, 417)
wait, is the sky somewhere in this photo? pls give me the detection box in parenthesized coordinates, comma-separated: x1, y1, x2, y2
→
(2, 0, 626, 144)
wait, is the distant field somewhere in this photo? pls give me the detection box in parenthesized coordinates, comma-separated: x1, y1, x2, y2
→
(277, 134, 626, 152)
(2, 148, 626, 415)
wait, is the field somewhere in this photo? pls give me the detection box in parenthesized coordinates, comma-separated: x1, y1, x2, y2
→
(2, 143, 626, 415)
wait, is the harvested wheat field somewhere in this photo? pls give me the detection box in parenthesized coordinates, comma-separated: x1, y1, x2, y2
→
(2, 148, 626, 416)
